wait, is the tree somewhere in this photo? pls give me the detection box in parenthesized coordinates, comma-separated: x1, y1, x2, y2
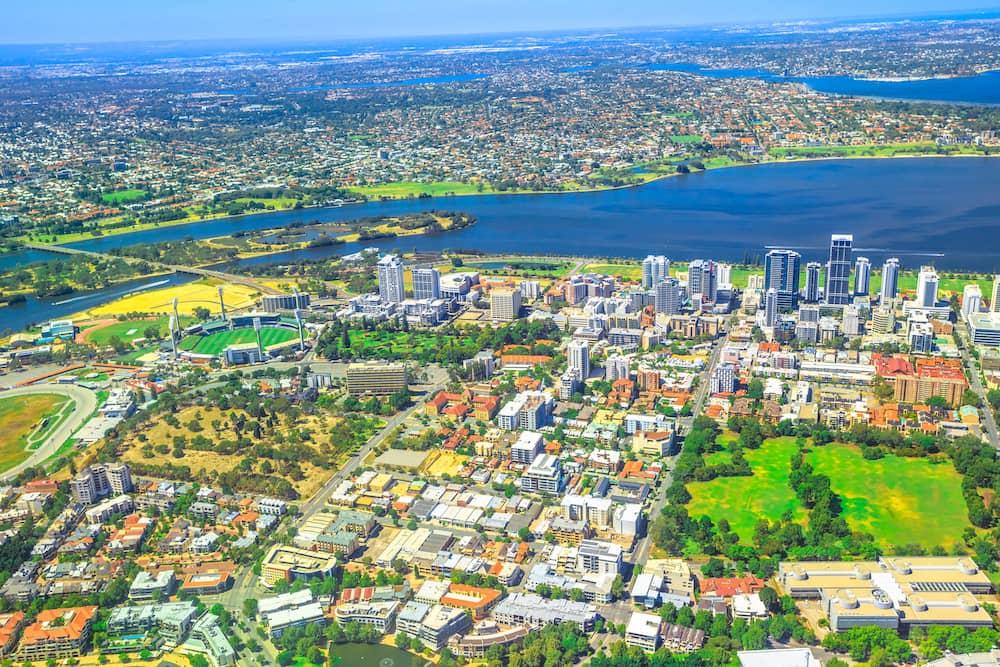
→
(962, 389, 982, 407)
(517, 527, 532, 541)
(747, 379, 764, 400)
(701, 557, 726, 578)
(243, 598, 258, 618)
(927, 395, 950, 409)
(610, 574, 624, 599)
(758, 586, 780, 613)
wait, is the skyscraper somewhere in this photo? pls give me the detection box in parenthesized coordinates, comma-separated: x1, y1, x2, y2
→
(567, 340, 590, 382)
(654, 277, 682, 315)
(824, 234, 853, 305)
(688, 260, 717, 302)
(992, 275, 1000, 313)
(641, 255, 670, 289)
(963, 284, 983, 320)
(764, 249, 801, 309)
(916, 266, 939, 308)
(411, 266, 441, 300)
(804, 262, 822, 303)
(491, 288, 522, 321)
(880, 258, 900, 306)
(764, 288, 778, 328)
(843, 305, 863, 336)
(854, 257, 871, 296)
(377, 254, 405, 303)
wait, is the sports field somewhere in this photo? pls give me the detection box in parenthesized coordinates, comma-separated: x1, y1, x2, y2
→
(179, 326, 298, 355)
(687, 437, 807, 542)
(686, 438, 971, 548)
(809, 445, 969, 549)
(101, 189, 147, 204)
(0, 394, 67, 472)
(85, 316, 191, 346)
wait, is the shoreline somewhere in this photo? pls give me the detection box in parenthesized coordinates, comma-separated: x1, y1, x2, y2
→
(6, 149, 995, 251)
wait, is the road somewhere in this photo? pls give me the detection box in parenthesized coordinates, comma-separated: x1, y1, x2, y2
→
(0, 384, 98, 481)
(957, 329, 1000, 448)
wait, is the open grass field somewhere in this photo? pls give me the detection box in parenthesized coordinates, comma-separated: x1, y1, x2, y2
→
(687, 437, 807, 543)
(770, 143, 942, 159)
(582, 263, 643, 281)
(809, 445, 969, 549)
(84, 279, 259, 317)
(101, 189, 147, 204)
(84, 316, 189, 346)
(179, 326, 298, 355)
(347, 181, 492, 199)
(0, 394, 67, 472)
(687, 438, 971, 548)
(670, 135, 704, 143)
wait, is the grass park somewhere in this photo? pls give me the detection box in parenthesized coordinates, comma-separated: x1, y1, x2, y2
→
(687, 437, 970, 549)
(347, 181, 493, 199)
(101, 189, 147, 205)
(0, 394, 69, 472)
(179, 326, 298, 355)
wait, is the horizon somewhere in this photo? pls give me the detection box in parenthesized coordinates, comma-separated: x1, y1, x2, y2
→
(2, 1, 1000, 46)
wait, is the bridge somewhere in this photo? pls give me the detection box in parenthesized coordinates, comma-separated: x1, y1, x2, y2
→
(24, 242, 284, 296)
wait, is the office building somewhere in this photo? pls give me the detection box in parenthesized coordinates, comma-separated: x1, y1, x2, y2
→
(334, 600, 400, 634)
(881, 258, 901, 305)
(654, 277, 682, 315)
(260, 545, 338, 587)
(970, 313, 1000, 347)
(992, 276, 1000, 313)
(520, 454, 564, 495)
(496, 391, 553, 431)
(577, 539, 623, 575)
(916, 266, 939, 308)
(804, 262, 822, 303)
(854, 257, 871, 296)
(688, 259, 717, 302)
(377, 255, 406, 303)
(763, 288, 778, 328)
(963, 284, 983, 320)
(872, 307, 896, 335)
(824, 234, 853, 305)
(710, 363, 737, 394)
(626, 612, 662, 652)
(492, 593, 598, 632)
(346, 362, 407, 396)
(491, 288, 522, 322)
(764, 249, 801, 308)
(567, 339, 590, 381)
(642, 255, 670, 289)
(107, 602, 198, 644)
(397, 602, 470, 650)
(412, 267, 441, 300)
(842, 305, 863, 337)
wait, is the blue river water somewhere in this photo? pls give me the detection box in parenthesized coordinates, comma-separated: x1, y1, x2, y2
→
(639, 63, 1000, 105)
(5, 157, 1000, 334)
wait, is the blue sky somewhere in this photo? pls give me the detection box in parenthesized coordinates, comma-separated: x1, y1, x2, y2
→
(3, 0, 999, 44)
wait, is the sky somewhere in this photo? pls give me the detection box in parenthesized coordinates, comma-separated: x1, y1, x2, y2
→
(3, 0, 999, 44)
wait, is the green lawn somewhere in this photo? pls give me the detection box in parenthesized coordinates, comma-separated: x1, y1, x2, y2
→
(582, 263, 643, 281)
(809, 445, 969, 549)
(347, 181, 490, 199)
(87, 317, 191, 347)
(234, 197, 302, 209)
(179, 327, 298, 355)
(0, 394, 67, 473)
(687, 437, 807, 543)
(101, 189, 147, 204)
(687, 438, 971, 548)
(670, 135, 703, 143)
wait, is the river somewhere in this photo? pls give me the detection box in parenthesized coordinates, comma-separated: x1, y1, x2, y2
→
(7, 157, 1000, 333)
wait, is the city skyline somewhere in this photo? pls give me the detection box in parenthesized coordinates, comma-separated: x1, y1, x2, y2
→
(2, 1, 999, 44)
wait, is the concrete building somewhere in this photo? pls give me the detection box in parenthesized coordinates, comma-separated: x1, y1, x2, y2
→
(411, 267, 441, 300)
(625, 612, 662, 652)
(334, 600, 399, 634)
(377, 254, 406, 303)
(992, 275, 1000, 313)
(396, 602, 470, 650)
(970, 312, 1000, 347)
(577, 539, 623, 575)
(567, 339, 590, 381)
(881, 258, 901, 305)
(511, 431, 544, 465)
(872, 307, 896, 335)
(854, 256, 871, 296)
(642, 255, 670, 289)
(825, 234, 853, 305)
(492, 593, 598, 631)
(491, 288, 522, 322)
(710, 363, 737, 394)
(688, 259, 717, 303)
(764, 249, 801, 308)
(17, 606, 97, 661)
(107, 602, 198, 644)
(963, 284, 984, 320)
(520, 455, 564, 495)
(70, 463, 133, 505)
(260, 545, 338, 588)
(804, 262, 822, 303)
(262, 292, 311, 312)
(763, 288, 778, 328)
(917, 266, 940, 308)
(654, 277, 682, 315)
(346, 362, 407, 396)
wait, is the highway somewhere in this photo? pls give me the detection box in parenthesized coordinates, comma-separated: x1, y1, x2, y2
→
(0, 384, 98, 481)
